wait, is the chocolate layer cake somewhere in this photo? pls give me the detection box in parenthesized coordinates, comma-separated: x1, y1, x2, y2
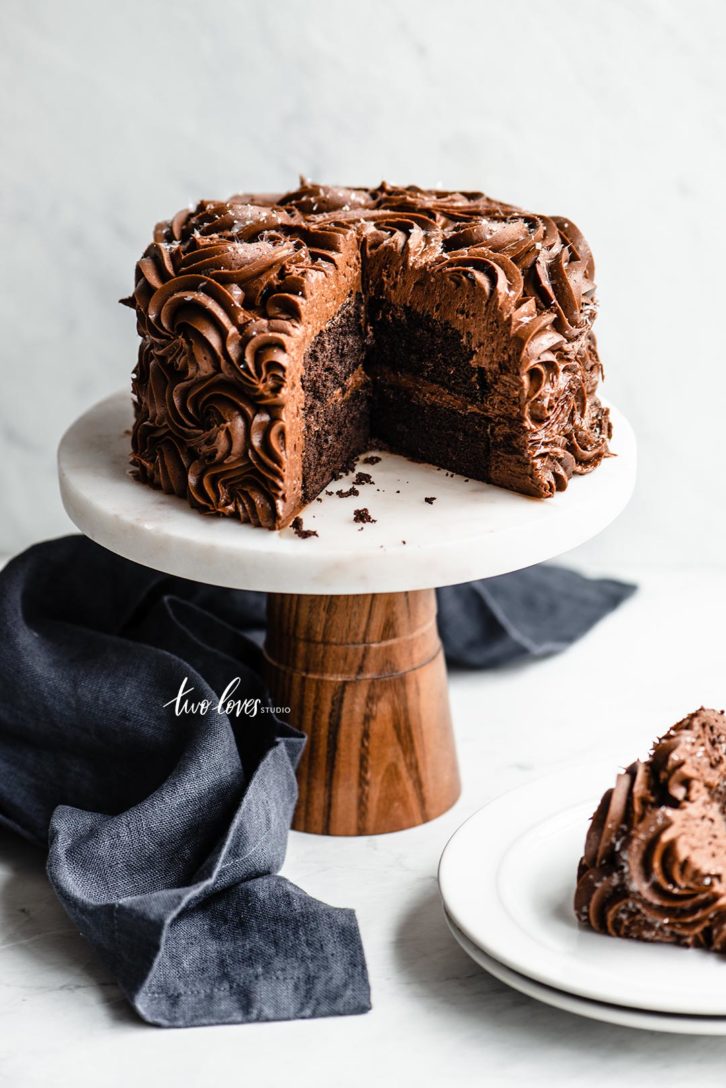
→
(575, 708, 726, 950)
(124, 181, 611, 529)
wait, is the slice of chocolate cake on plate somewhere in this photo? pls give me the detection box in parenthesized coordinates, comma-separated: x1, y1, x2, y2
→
(575, 708, 726, 950)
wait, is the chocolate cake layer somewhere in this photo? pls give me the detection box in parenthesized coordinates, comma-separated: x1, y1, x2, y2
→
(575, 708, 726, 951)
(371, 372, 490, 481)
(367, 301, 482, 401)
(302, 379, 370, 503)
(125, 181, 611, 529)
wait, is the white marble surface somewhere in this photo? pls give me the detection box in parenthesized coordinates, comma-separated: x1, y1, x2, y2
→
(1, 566, 726, 1087)
(2, 0, 726, 575)
(58, 393, 635, 593)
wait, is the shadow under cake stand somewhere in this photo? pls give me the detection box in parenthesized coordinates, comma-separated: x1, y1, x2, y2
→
(58, 392, 636, 836)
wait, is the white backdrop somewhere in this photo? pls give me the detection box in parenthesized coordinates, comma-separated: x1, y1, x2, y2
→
(2, 0, 725, 571)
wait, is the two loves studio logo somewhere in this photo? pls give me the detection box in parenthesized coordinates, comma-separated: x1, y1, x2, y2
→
(164, 676, 290, 718)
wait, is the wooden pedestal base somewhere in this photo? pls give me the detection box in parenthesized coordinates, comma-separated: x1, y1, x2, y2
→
(263, 589, 461, 835)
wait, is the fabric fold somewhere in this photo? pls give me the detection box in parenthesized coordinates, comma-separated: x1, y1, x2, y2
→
(0, 535, 370, 1026)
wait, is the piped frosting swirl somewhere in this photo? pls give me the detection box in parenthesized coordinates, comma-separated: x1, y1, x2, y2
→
(575, 708, 726, 951)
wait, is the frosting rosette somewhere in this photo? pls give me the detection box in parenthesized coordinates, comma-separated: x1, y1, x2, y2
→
(575, 708, 726, 951)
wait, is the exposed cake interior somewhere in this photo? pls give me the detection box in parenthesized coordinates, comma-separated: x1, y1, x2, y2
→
(301, 295, 369, 503)
(575, 708, 726, 951)
(301, 293, 494, 498)
(367, 302, 492, 481)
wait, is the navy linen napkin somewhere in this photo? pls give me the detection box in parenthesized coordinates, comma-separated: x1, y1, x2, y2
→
(0, 535, 634, 1028)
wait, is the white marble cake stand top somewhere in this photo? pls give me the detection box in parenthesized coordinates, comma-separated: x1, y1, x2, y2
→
(58, 391, 635, 595)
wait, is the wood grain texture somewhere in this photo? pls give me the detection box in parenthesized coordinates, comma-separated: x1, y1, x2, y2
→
(264, 589, 460, 834)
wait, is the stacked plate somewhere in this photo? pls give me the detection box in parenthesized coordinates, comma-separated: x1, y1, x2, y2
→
(438, 765, 726, 1034)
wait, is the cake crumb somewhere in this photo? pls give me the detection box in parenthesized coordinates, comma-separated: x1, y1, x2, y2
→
(361, 455, 381, 465)
(336, 486, 359, 499)
(332, 455, 358, 482)
(325, 490, 334, 496)
(291, 517, 318, 540)
(424, 496, 437, 505)
(353, 471, 373, 486)
(353, 508, 376, 525)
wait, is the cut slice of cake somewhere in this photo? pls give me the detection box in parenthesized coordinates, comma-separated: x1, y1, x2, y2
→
(124, 181, 611, 530)
(575, 708, 726, 950)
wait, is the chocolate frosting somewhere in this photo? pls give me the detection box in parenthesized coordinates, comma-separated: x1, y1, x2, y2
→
(125, 180, 610, 528)
(575, 708, 726, 950)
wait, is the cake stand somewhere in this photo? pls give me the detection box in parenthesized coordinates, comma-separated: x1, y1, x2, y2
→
(58, 392, 636, 836)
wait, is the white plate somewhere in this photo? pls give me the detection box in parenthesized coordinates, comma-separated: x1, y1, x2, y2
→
(445, 913, 726, 1036)
(439, 765, 726, 1016)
